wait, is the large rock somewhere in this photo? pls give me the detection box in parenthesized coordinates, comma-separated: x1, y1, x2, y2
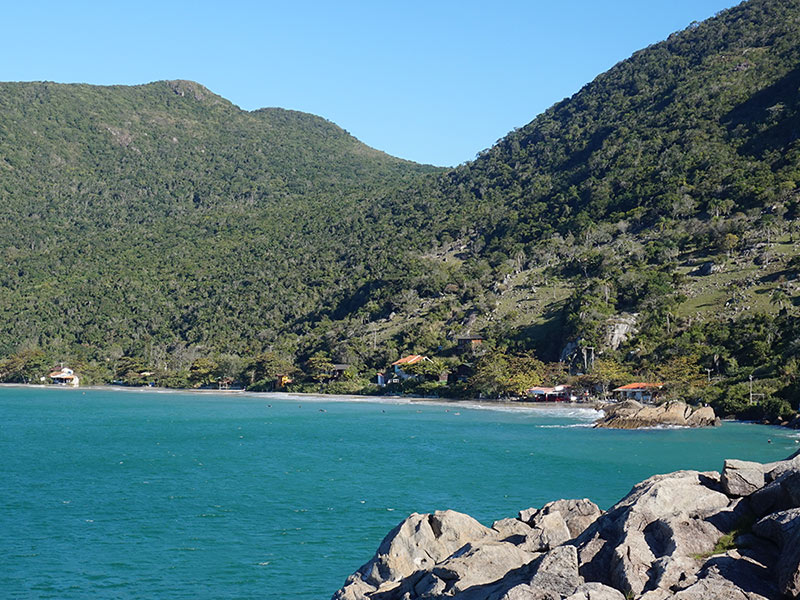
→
(669, 553, 778, 599)
(431, 541, 536, 594)
(333, 510, 496, 598)
(538, 499, 603, 539)
(576, 470, 731, 596)
(564, 582, 626, 600)
(332, 452, 800, 600)
(495, 546, 582, 600)
(753, 508, 800, 598)
(525, 512, 572, 552)
(595, 401, 718, 429)
(516, 499, 601, 552)
(748, 469, 800, 518)
(494, 517, 533, 539)
(721, 459, 768, 497)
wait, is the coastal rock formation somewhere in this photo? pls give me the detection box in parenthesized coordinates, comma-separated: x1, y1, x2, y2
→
(594, 400, 719, 429)
(332, 451, 800, 600)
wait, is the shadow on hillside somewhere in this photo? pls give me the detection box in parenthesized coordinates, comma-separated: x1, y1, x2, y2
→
(722, 66, 800, 160)
(505, 305, 566, 361)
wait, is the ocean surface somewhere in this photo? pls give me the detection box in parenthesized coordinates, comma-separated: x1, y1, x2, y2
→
(1, 386, 797, 599)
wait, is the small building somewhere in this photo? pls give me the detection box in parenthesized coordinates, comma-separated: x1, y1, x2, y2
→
(391, 355, 431, 380)
(456, 335, 485, 352)
(49, 368, 80, 387)
(612, 383, 664, 403)
(526, 384, 572, 402)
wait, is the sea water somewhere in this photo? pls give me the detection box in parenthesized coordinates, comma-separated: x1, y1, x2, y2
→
(1, 386, 796, 599)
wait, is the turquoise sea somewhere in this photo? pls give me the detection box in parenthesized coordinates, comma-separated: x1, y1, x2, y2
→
(1, 386, 797, 599)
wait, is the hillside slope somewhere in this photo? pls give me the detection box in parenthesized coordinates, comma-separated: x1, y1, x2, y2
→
(0, 80, 441, 367)
(1, 0, 799, 414)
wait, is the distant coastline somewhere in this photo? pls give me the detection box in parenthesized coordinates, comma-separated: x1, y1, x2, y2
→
(0, 382, 603, 417)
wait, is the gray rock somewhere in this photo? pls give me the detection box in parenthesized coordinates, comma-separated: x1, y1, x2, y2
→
(721, 459, 767, 496)
(753, 508, 800, 597)
(525, 511, 572, 552)
(576, 470, 730, 596)
(526, 545, 582, 598)
(779, 542, 800, 598)
(685, 405, 718, 427)
(496, 585, 559, 600)
(764, 449, 800, 481)
(493, 517, 533, 542)
(563, 582, 626, 600)
(538, 499, 602, 539)
(332, 453, 800, 600)
(433, 541, 536, 594)
(332, 575, 375, 600)
(413, 572, 446, 598)
(749, 471, 800, 518)
(334, 509, 497, 598)
(518, 507, 539, 525)
(595, 401, 718, 429)
(698, 261, 718, 276)
(670, 554, 777, 599)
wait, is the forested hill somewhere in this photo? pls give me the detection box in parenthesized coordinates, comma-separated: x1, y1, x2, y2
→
(436, 0, 800, 249)
(0, 80, 443, 373)
(2, 0, 800, 419)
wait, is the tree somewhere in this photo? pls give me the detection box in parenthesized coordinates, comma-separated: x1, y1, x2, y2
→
(404, 357, 445, 380)
(189, 357, 219, 388)
(306, 352, 335, 383)
(579, 358, 632, 399)
(469, 351, 546, 397)
(245, 352, 296, 387)
(718, 233, 739, 257)
(0, 349, 52, 383)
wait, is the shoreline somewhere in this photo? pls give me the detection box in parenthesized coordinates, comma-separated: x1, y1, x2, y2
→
(6, 384, 794, 431)
(0, 382, 602, 415)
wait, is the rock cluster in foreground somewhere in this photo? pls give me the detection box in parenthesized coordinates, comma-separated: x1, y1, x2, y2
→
(594, 400, 719, 429)
(333, 451, 800, 600)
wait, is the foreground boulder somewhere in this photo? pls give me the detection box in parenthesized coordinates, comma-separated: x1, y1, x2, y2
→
(332, 451, 800, 600)
(594, 400, 719, 429)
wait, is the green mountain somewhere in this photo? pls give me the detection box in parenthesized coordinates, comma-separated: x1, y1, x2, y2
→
(1, 0, 799, 419)
(0, 80, 441, 367)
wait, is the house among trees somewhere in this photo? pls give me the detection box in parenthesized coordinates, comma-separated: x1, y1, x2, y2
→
(526, 384, 572, 402)
(456, 334, 485, 352)
(612, 382, 664, 403)
(49, 367, 79, 387)
(391, 355, 432, 380)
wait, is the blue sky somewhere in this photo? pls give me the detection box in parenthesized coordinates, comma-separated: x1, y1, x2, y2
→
(4, 0, 739, 166)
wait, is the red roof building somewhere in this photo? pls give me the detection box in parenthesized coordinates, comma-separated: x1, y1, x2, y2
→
(612, 382, 663, 403)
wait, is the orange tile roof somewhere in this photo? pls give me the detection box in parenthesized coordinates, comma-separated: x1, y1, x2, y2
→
(391, 355, 427, 366)
(613, 382, 663, 391)
(49, 372, 76, 380)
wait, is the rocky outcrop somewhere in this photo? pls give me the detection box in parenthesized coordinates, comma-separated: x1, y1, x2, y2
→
(594, 400, 719, 429)
(332, 451, 800, 600)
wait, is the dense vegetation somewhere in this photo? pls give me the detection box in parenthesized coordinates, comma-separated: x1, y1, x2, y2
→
(1, 0, 799, 421)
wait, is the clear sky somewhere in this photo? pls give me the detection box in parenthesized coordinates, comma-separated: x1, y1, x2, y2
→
(3, 0, 740, 166)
